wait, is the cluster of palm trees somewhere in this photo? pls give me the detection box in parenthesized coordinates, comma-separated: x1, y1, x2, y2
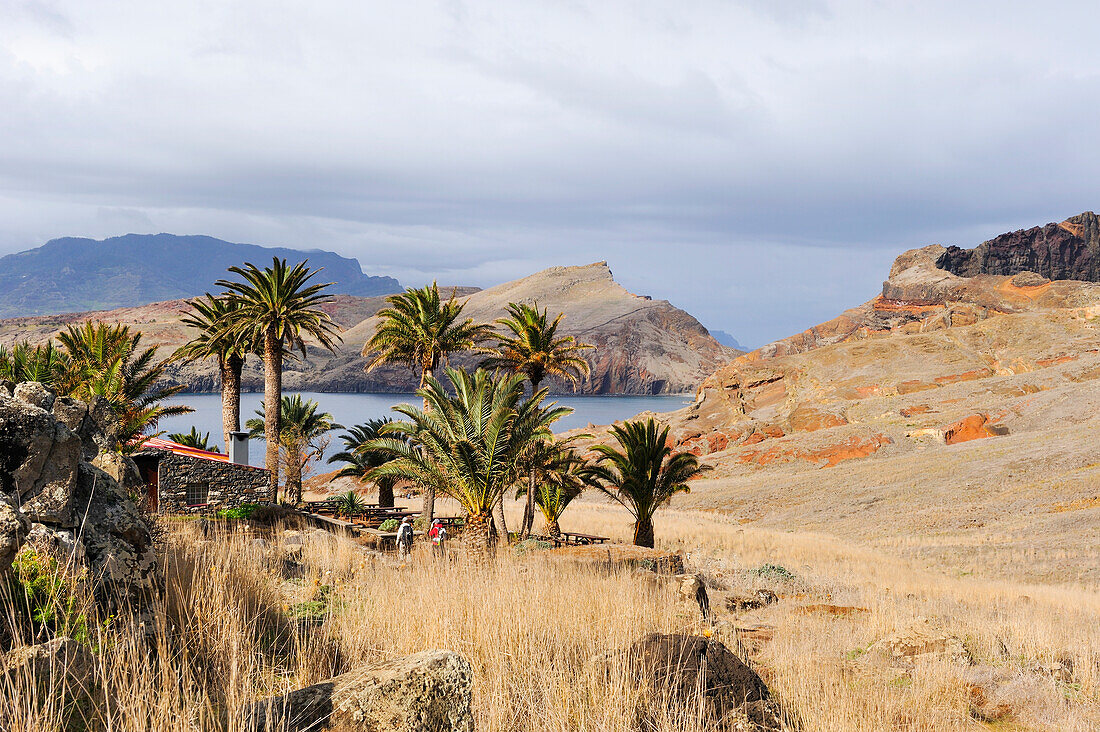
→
(0, 321, 190, 448)
(173, 258, 342, 501)
(171, 265, 709, 558)
(331, 282, 711, 557)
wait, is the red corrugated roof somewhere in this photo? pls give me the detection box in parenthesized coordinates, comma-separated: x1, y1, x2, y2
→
(137, 436, 229, 463)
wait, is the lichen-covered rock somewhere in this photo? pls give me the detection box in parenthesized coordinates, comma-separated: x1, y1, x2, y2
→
(13, 381, 55, 411)
(865, 617, 972, 669)
(50, 395, 118, 462)
(0, 494, 30, 574)
(0, 636, 97, 715)
(0, 392, 81, 526)
(237, 649, 474, 732)
(74, 463, 158, 613)
(24, 522, 86, 569)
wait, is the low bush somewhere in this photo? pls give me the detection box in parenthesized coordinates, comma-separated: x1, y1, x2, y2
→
(378, 518, 400, 532)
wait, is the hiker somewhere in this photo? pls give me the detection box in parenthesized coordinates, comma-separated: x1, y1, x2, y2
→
(396, 516, 414, 559)
(428, 519, 447, 558)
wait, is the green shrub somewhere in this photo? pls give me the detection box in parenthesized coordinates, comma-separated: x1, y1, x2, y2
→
(8, 550, 93, 644)
(749, 563, 795, 581)
(513, 538, 552, 555)
(216, 504, 259, 520)
(378, 518, 400, 532)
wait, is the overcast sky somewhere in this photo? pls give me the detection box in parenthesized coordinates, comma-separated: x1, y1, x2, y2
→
(2, 1, 1099, 346)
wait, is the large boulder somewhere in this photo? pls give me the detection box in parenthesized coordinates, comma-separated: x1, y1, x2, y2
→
(237, 649, 474, 732)
(0, 636, 96, 702)
(0, 392, 81, 526)
(74, 463, 158, 612)
(0, 495, 30, 574)
(629, 633, 782, 730)
(0, 386, 157, 620)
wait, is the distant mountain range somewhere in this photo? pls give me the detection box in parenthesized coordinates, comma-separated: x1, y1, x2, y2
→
(0, 234, 402, 318)
(709, 330, 748, 351)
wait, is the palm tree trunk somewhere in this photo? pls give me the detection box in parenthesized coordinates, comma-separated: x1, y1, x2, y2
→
(464, 513, 493, 565)
(377, 480, 395, 508)
(285, 444, 303, 505)
(546, 518, 561, 539)
(492, 495, 508, 542)
(521, 470, 535, 538)
(263, 328, 282, 503)
(633, 516, 655, 548)
(420, 365, 435, 523)
(220, 354, 244, 452)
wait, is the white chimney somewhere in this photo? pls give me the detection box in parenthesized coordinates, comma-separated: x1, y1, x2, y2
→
(228, 431, 250, 465)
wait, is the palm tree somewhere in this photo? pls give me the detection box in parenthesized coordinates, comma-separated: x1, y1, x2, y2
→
(246, 394, 341, 505)
(587, 418, 711, 548)
(0, 341, 68, 387)
(515, 443, 593, 539)
(174, 293, 255, 452)
(167, 427, 220, 452)
(362, 283, 493, 522)
(365, 367, 570, 562)
(56, 321, 191, 448)
(480, 302, 594, 537)
(327, 418, 403, 508)
(217, 259, 341, 502)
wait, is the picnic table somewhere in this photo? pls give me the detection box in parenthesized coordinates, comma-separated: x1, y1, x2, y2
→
(551, 531, 610, 548)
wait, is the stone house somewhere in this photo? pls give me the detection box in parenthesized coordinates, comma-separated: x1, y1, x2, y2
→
(132, 437, 269, 513)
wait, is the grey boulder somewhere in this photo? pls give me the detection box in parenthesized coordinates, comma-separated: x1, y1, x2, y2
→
(238, 649, 474, 732)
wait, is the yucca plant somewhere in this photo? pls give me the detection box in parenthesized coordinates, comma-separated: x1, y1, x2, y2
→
(217, 259, 341, 502)
(334, 490, 366, 518)
(587, 418, 711, 547)
(365, 367, 570, 562)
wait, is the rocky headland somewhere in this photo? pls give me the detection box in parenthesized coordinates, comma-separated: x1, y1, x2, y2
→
(0, 262, 740, 396)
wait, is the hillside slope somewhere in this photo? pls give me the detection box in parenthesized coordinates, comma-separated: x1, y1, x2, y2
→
(586, 213, 1100, 583)
(0, 263, 738, 395)
(0, 233, 401, 317)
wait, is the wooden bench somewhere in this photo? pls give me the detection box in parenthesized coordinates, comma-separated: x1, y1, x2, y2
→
(550, 531, 611, 547)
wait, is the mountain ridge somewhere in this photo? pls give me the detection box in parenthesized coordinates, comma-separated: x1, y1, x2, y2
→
(0, 262, 741, 396)
(0, 233, 402, 318)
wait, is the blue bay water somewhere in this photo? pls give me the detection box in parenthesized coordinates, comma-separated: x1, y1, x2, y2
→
(157, 392, 692, 470)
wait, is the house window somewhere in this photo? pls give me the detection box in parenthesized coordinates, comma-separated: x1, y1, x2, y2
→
(186, 483, 210, 506)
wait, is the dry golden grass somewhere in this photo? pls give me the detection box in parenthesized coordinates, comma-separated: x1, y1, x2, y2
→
(0, 502, 1097, 731)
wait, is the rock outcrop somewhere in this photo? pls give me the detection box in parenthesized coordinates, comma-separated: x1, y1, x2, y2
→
(237, 649, 474, 732)
(628, 633, 782, 730)
(0, 385, 157, 617)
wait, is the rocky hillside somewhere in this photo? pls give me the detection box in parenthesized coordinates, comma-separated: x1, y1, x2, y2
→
(0, 263, 739, 395)
(595, 213, 1100, 582)
(0, 233, 402, 318)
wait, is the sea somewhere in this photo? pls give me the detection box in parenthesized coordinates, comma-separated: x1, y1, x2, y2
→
(157, 392, 693, 470)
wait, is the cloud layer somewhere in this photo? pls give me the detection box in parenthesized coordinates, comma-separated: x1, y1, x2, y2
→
(2, 0, 1098, 345)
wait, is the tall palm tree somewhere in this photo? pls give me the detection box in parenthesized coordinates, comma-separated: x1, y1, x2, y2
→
(327, 418, 403, 508)
(174, 294, 255, 452)
(365, 368, 570, 562)
(515, 442, 593, 539)
(480, 302, 594, 537)
(587, 418, 711, 548)
(167, 427, 220, 452)
(56, 321, 191, 448)
(217, 259, 341, 502)
(247, 394, 341, 505)
(362, 283, 493, 522)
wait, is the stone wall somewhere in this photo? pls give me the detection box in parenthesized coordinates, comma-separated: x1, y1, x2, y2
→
(154, 452, 269, 513)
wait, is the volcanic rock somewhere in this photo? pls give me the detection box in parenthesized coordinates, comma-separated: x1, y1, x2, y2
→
(237, 649, 474, 732)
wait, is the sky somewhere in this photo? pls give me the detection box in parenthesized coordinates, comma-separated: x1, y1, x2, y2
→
(2, 1, 1099, 347)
